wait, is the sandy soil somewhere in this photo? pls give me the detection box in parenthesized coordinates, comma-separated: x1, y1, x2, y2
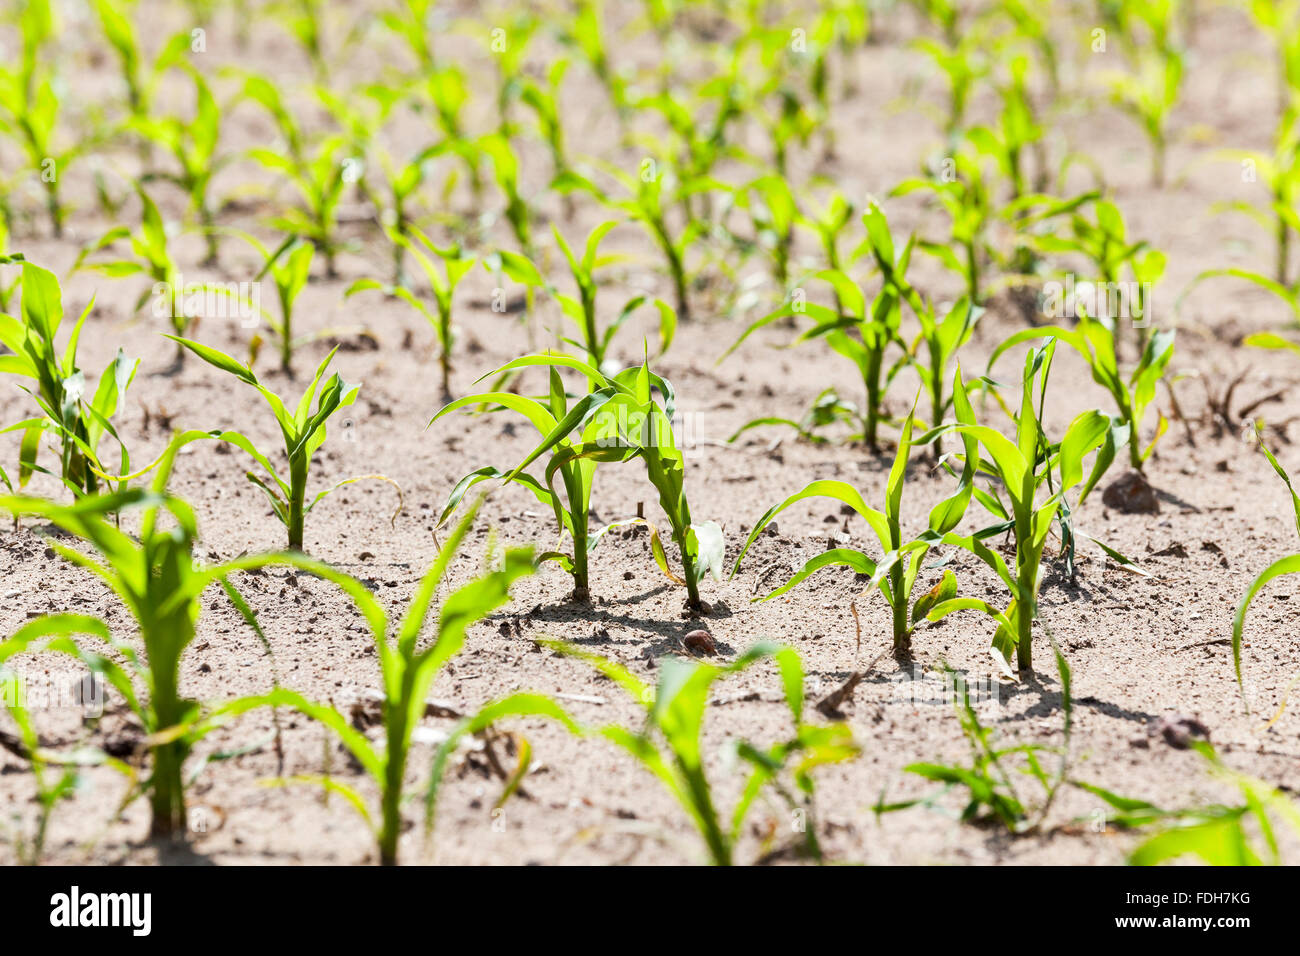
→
(0, 1, 1298, 865)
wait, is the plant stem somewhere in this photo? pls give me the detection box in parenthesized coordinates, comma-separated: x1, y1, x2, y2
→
(965, 238, 980, 304)
(288, 457, 307, 551)
(890, 567, 910, 658)
(1277, 205, 1290, 286)
(1015, 526, 1035, 675)
(378, 692, 410, 866)
(148, 669, 187, 839)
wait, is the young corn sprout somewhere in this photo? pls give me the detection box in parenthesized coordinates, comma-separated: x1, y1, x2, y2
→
(130, 58, 227, 266)
(965, 54, 1043, 204)
(0, 667, 91, 864)
(0, 228, 19, 312)
(478, 132, 534, 257)
(244, 234, 313, 374)
(362, 142, 444, 285)
(240, 73, 353, 277)
(230, 498, 573, 865)
(76, 187, 187, 353)
(347, 226, 474, 399)
(559, 0, 629, 128)
(417, 66, 481, 202)
(0, 440, 289, 839)
(926, 349, 1112, 676)
(730, 174, 799, 296)
(725, 203, 909, 451)
(435, 354, 720, 610)
(555, 162, 706, 323)
(911, 27, 987, 138)
(1032, 197, 1166, 354)
(0, 260, 137, 498)
(0, 0, 75, 236)
(857, 199, 980, 456)
(517, 61, 573, 195)
(733, 401, 978, 660)
(879, 645, 1073, 832)
(1083, 742, 1300, 865)
(1098, 5, 1184, 188)
(486, 221, 676, 371)
(432, 365, 608, 602)
(1231, 441, 1300, 704)
(165, 337, 400, 552)
(1209, 108, 1300, 287)
(989, 311, 1174, 475)
(536, 641, 857, 865)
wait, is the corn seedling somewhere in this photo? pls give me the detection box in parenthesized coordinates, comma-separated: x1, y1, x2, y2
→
(0, 260, 138, 498)
(347, 226, 474, 398)
(165, 336, 399, 551)
(555, 162, 706, 323)
(857, 200, 980, 456)
(733, 401, 978, 659)
(925, 348, 1112, 675)
(0, 668, 91, 864)
(892, 152, 990, 305)
(544, 641, 858, 865)
(0, 0, 76, 236)
(0, 443, 291, 839)
(132, 59, 227, 266)
(75, 186, 188, 352)
(229, 499, 574, 865)
(478, 132, 534, 258)
(989, 311, 1175, 474)
(731, 174, 799, 296)
(911, 29, 987, 138)
(1208, 109, 1300, 287)
(1231, 441, 1300, 707)
(1098, 6, 1184, 188)
(1032, 197, 1165, 353)
(726, 203, 910, 451)
(517, 60, 573, 199)
(879, 639, 1073, 832)
(419, 66, 481, 202)
(965, 54, 1043, 204)
(240, 73, 352, 277)
(559, 0, 629, 128)
(363, 142, 444, 285)
(435, 354, 720, 609)
(225, 231, 316, 375)
(1081, 742, 1300, 865)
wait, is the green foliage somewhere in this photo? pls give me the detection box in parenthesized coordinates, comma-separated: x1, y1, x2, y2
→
(544, 640, 858, 865)
(1096, 1, 1184, 188)
(348, 225, 474, 396)
(990, 313, 1175, 474)
(733, 402, 976, 658)
(555, 161, 707, 323)
(166, 336, 399, 551)
(0, 442, 282, 839)
(434, 353, 719, 608)
(1232, 441, 1300, 700)
(0, 0, 75, 236)
(130, 56, 227, 265)
(0, 260, 137, 498)
(1083, 743, 1300, 865)
(240, 73, 355, 277)
(726, 202, 909, 450)
(925, 346, 1110, 675)
(880, 642, 1072, 831)
(245, 233, 315, 373)
(231, 498, 565, 865)
(76, 186, 187, 342)
(0, 668, 91, 864)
